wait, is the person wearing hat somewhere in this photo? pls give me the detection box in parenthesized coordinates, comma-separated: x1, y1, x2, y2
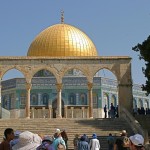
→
(53, 128, 66, 150)
(89, 133, 100, 150)
(12, 131, 42, 150)
(114, 130, 130, 150)
(129, 134, 145, 150)
(36, 136, 54, 150)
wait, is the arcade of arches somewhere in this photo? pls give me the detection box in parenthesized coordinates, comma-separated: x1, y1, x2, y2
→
(0, 56, 133, 118)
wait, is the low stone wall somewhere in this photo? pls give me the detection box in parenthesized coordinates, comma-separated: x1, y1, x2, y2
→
(135, 115, 150, 137)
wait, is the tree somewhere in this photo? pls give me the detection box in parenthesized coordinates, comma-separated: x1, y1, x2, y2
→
(132, 35, 150, 95)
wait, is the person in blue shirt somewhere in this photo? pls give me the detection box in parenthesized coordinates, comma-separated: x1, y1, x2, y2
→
(78, 135, 89, 150)
(53, 129, 66, 150)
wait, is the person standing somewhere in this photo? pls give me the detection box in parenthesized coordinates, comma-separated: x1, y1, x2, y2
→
(78, 136, 89, 150)
(114, 130, 130, 150)
(73, 134, 79, 150)
(0, 128, 15, 150)
(104, 105, 107, 118)
(61, 129, 68, 150)
(89, 133, 100, 150)
(107, 133, 115, 150)
(53, 129, 66, 150)
(129, 134, 145, 150)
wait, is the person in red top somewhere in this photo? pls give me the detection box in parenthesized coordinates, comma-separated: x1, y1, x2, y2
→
(0, 128, 15, 150)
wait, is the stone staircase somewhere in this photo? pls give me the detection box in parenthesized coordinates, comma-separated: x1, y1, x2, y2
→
(0, 118, 134, 150)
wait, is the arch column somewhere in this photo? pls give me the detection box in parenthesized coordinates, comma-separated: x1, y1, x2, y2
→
(88, 82, 93, 118)
(64, 106, 68, 118)
(48, 106, 52, 118)
(82, 107, 85, 118)
(56, 83, 63, 118)
(118, 82, 133, 115)
(31, 107, 35, 118)
(71, 107, 74, 118)
(25, 83, 32, 119)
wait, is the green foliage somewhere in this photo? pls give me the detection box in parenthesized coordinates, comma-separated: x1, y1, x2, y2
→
(132, 35, 150, 95)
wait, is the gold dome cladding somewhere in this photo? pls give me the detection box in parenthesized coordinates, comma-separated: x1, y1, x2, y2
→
(27, 24, 98, 57)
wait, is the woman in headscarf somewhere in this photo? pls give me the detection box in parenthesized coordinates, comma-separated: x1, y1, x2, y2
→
(89, 133, 100, 150)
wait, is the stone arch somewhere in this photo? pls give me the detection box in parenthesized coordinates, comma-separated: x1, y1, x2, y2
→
(92, 66, 119, 81)
(1, 66, 25, 80)
(31, 67, 58, 80)
(60, 66, 89, 80)
(0, 56, 133, 117)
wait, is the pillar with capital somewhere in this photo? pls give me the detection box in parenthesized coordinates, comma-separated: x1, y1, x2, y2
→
(25, 82, 32, 119)
(31, 107, 35, 118)
(64, 106, 68, 118)
(88, 82, 93, 118)
(48, 106, 52, 118)
(82, 107, 85, 118)
(56, 83, 63, 118)
(71, 107, 74, 118)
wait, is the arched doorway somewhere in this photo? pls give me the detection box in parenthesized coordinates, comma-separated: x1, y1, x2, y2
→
(52, 99, 64, 118)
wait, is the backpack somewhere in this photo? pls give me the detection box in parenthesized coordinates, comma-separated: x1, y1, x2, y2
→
(122, 136, 130, 148)
(57, 141, 66, 150)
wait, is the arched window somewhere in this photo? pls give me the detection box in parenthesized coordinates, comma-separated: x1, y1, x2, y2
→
(68, 93, 76, 105)
(2, 95, 10, 110)
(31, 94, 38, 105)
(93, 93, 98, 108)
(80, 93, 87, 105)
(41, 93, 49, 105)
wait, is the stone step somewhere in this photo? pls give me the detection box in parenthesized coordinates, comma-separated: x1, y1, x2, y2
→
(0, 118, 134, 150)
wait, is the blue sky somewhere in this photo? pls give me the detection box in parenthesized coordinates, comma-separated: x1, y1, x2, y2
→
(0, 1, 150, 84)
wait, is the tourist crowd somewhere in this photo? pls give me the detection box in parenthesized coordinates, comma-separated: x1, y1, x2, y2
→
(0, 127, 148, 150)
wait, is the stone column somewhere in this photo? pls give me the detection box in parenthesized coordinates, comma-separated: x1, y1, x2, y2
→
(118, 82, 133, 115)
(64, 106, 68, 118)
(31, 107, 35, 118)
(71, 107, 74, 118)
(82, 107, 85, 118)
(56, 83, 63, 118)
(88, 82, 93, 118)
(42, 107, 45, 118)
(25, 83, 32, 119)
(48, 106, 51, 118)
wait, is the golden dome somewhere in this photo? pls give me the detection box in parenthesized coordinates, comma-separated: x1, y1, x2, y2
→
(27, 23, 98, 57)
